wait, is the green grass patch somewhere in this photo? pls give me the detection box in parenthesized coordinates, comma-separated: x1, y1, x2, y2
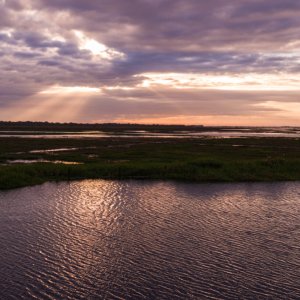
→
(0, 137, 300, 189)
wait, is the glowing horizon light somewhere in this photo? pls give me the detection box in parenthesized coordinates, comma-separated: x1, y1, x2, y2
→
(74, 30, 125, 60)
(104, 86, 135, 91)
(40, 85, 102, 94)
(137, 72, 300, 91)
(256, 101, 300, 117)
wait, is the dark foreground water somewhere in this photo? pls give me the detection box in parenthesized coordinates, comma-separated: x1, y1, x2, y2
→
(0, 181, 300, 299)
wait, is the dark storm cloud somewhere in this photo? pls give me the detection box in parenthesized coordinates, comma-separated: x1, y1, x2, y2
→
(111, 51, 298, 77)
(33, 0, 300, 51)
(233, 0, 300, 16)
(13, 51, 40, 58)
(0, 33, 11, 42)
(14, 32, 65, 49)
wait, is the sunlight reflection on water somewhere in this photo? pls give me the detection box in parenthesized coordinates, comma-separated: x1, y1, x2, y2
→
(0, 180, 300, 299)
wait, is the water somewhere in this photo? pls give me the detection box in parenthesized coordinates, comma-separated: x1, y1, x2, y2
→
(29, 148, 80, 153)
(1, 127, 300, 139)
(0, 180, 300, 299)
(4, 159, 82, 165)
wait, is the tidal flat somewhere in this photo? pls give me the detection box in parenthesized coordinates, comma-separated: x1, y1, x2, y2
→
(0, 125, 300, 189)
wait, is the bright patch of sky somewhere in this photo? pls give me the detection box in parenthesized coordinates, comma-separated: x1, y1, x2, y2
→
(74, 30, 125, 60)
(138, 73, 300, 91)
(40, 85, 102, 94)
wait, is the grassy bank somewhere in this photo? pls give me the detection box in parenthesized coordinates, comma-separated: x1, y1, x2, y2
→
(0, 137, 300, 189)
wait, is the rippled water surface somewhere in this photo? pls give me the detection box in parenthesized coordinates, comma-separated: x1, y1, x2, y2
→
(1, 180, 300, 299)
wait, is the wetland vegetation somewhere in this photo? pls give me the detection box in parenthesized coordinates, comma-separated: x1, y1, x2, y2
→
(0, 123, 299, 190)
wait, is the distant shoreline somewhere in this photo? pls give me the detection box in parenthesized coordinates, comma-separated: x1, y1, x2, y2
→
(1, 121, 299, 132)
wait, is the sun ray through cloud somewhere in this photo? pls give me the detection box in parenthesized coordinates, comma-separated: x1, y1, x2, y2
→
(0, 0, 300, 125)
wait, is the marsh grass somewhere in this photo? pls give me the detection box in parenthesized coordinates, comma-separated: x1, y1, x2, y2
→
(0, 137, 300, 189)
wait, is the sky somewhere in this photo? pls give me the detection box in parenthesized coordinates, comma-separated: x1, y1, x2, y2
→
(0, 0, 300, 125)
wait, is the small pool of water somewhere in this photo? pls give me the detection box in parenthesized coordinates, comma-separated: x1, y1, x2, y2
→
(4, 159, 82, 165)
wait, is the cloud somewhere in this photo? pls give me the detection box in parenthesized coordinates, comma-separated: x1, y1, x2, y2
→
(32, 0, 300, 52)
(0, 0, 300, 124)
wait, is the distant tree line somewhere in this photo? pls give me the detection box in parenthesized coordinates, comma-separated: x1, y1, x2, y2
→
(0, 121, 204, 132)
